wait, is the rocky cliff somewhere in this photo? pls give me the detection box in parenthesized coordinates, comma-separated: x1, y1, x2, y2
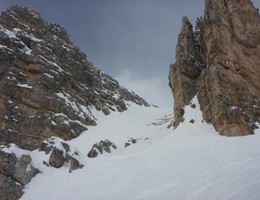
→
(0, 5, 149, 150)
(169, 0, 260, 136)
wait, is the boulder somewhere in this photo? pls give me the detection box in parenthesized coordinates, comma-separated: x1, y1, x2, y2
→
(124, 142, 131, 148)
(66, 155, 83, 173)
(49, 147, 65, 168)
(39, 137, 84, 172)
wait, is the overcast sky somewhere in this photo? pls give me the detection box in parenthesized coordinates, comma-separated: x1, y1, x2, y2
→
(1, 0, 260, 108)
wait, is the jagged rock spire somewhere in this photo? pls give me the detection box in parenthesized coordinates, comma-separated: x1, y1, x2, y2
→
(169, 16, 204, 127)
(169, 0, 260, 136)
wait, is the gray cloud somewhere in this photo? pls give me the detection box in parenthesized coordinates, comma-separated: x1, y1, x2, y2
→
(115, 69, 173, 108)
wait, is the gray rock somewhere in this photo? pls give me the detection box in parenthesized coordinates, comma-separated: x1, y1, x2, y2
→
(66, 155, 83, 173)
(125, 138, 139, 148)
(87, 140, 117, 158)
(49, 147, 65, 168)
(190, 104, 196, 109)
(125, 142, 131, 148)
(87, 148, 99, 158)
(131, 139, 137, 144)
(39, 137, 84, 172)
(189, 119, 195, 124)
(0, 150, 17, 176)
(14, 155, 40, 185)
(0, 146, 40, 200)
(0, 174, 24, 200)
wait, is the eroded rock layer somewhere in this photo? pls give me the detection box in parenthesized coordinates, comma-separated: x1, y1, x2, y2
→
(0, 6, 149, 150)
(169, 0, 260, 136)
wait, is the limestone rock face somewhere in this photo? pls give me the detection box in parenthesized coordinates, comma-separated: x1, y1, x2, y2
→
(169, 0, 260, 136)
(169, 17, 204, 127)
(0, 144, 40, 199)
(0, 6, 149, 150)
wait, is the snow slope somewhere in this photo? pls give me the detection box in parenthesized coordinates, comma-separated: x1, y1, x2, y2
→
(21, 97, 260, 200)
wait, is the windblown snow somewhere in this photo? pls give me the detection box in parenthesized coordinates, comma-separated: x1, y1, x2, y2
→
(18, 96, 260, 200)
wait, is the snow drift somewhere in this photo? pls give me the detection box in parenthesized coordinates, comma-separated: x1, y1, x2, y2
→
(18, 97, 260, 200)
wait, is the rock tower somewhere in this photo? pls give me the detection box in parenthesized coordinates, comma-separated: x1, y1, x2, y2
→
(169, 0, 260, 136)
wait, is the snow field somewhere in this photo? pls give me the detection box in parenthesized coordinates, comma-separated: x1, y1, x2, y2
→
(20, 97, 260, 200)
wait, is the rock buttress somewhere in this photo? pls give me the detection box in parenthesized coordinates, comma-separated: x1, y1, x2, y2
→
(169, 0, 260, 136)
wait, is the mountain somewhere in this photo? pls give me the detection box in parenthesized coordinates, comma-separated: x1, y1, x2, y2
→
(169, 0, 260, 136)
(0, 5, 149, 150)
(1, 1, 260, 200)
(0, 5, 150, 199)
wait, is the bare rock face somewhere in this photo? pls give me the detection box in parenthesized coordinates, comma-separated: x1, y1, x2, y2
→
(0, 174, 23, 200)
(14, 154, 40, 185)
(169, 17, 205, 127)
(0, 5, 149, 150)
(169, 0, 260, 136)
(0, 144, 40, 199)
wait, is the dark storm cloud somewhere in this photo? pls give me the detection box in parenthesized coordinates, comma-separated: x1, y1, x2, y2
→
(1, 0, 260, 107)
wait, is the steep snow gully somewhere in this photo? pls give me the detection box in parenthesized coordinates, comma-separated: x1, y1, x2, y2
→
(17, 97, 260, 200)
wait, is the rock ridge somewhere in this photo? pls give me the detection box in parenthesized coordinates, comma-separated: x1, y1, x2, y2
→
(169, 0, 260, 136)
(0, 5, 150, 150)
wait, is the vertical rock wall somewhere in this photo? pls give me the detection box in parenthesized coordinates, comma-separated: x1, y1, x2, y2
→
(169, 0, 260, 136)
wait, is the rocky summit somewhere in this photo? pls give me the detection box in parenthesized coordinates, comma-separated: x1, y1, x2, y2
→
(0, 5, 149, 150)
(169, 0, 260, 136)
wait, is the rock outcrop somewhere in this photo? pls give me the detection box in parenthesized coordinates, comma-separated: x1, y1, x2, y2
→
(0, 144, 40, 200)
(87, 139, 117, 158)
(169, 0, 260, 136)
(0, 5, 149, 150)
(125, 138, 137, 148)
(39, 136, 84, 172)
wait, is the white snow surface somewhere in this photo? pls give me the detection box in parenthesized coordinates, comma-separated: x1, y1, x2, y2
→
(20, 96, 260, 200)
(17, 83, 33, 89)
